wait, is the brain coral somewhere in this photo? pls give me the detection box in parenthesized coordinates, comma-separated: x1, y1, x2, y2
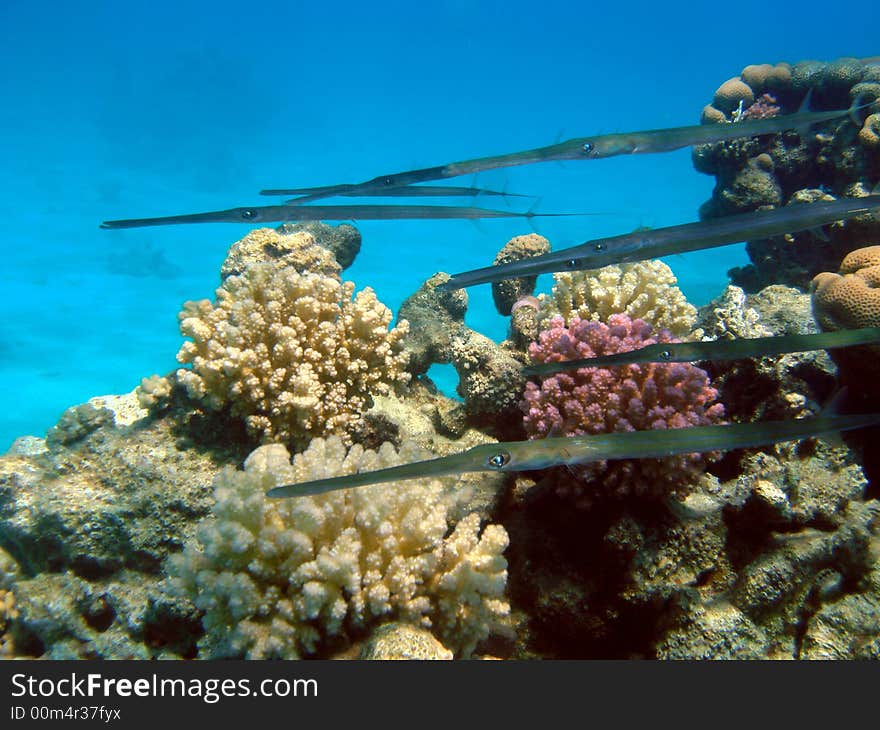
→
(811, 246, 880, 398)
(539, 260, 697, 338)
(175, 263, 410, 446)
(522, 314, 725, 505)
(167, 438, 510, 659)
(811, 245, 880, 331)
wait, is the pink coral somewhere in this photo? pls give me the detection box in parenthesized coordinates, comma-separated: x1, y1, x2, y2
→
(740, 93, 781, 120)
(522, 314, 725, 505)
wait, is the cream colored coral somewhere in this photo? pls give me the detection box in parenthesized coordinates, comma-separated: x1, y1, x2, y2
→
(0, 589, 18, 657)
(858, 113, 880, 149)
(167, 439, 510, 659)
(220, 228, 341, 280)
(174, 264, 410, 446)
(702, 285, 771, 340)
(136, 374, 172, 409)
(538, 259, 697, 337)
(811, 246, 880, 330)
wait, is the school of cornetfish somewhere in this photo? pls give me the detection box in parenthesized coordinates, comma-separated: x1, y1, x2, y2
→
(100, 84, 880, 496)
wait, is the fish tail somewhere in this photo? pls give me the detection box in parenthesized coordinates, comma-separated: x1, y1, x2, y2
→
(849, 92, 872, 126)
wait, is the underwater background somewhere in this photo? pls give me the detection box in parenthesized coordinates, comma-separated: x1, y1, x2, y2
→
(1, 0, 873, 451)
(3, 0, 880, 663)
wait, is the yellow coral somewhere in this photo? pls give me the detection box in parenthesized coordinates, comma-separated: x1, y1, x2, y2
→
(858, 113, 880, 150)
(220, 228, 341, 280)
(135, 373, 172, 409)
(167, 439, 510, 659)
(539, 259, 697, 338)
(175, 264, 410, 446)
(0, 589, 18, 657)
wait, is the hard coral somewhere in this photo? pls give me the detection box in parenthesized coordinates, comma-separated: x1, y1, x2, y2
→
(167, 439, 510, 659)
(740, 93, 782, 120)
(811, 245, 880, 330)
(490, 234, 551, 316)
(539, 260, 697, 338)
(713, 78, 754, 115)
(811, 246, 880, 399)
(220, 228, 341, 280)
(858, 112, 880, 149)
(175, 263, 410, 447)
(0, 588, 18, 657)
(522, 314, 725, 504)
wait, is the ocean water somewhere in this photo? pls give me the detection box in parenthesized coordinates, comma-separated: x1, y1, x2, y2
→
(0, 0, 873, 451)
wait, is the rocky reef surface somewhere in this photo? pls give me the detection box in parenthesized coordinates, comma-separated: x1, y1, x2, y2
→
(694, 58, 880, 292)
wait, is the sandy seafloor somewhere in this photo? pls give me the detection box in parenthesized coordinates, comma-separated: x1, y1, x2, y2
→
(0, 0, 875, 451)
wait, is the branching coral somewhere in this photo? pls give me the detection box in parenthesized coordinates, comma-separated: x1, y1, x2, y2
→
(538, 260, 697, 338)
(522, 314, 725, 504)
(174, 264, 410, 446)
(167, 439, 510, 659)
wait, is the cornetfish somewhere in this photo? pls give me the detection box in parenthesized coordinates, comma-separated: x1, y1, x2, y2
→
(438, 194, 880, 290)
(523, 327, 880, 376)
(257, 184, 531, 201)
(271, 97, 863, 205)
(100, 203, 581, 229)
(266, 413, 880, 498)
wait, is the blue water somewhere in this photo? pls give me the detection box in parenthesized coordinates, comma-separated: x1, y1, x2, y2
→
(0, 0, 873, 450)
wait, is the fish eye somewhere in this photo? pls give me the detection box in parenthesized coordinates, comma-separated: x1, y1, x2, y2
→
(660, 349, 672, 360)
(487, 451, 511, 470)
(582, 141, 594, 154)
(564, 258, 581, 269)
(593, 241, 606, 252)
(240, 208, 258, 220)
(383, 177, 395, 186)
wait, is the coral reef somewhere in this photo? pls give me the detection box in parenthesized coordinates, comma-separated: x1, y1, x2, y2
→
(396, 271, 528, 436)
(173, 264, 410, 447)
(500, 431, 878, 659)
(713, 77, 754, 115)
(811, 245, 880, 330)
(811, 246, 880, 401)
(694, 59, 880, 291)
(358, 622, 453, 660)
(220, 228, 341, 280)
(8, 63, 880, 662)
(490, 234, 551, 316)
(696, 284, 836, 425)
(0, 393, 229, 658)
(538, 260, 697, 338)
(167, 439, 510, 659)
(522, 314, 725, 505)
(276, 221, 362, 270)
(450, 330, 526, 437)
(397, 272, 468, 377)
(0, 587, 18, 657)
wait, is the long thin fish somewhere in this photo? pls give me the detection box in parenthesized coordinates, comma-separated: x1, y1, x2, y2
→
(523, 327, 880, 376)
(272, 98, 861, 205)
(100, 203, 581, 229)
(258, 184, 531, 201)
(438, 195, 880, 290)
(266, 413, 880, 498)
